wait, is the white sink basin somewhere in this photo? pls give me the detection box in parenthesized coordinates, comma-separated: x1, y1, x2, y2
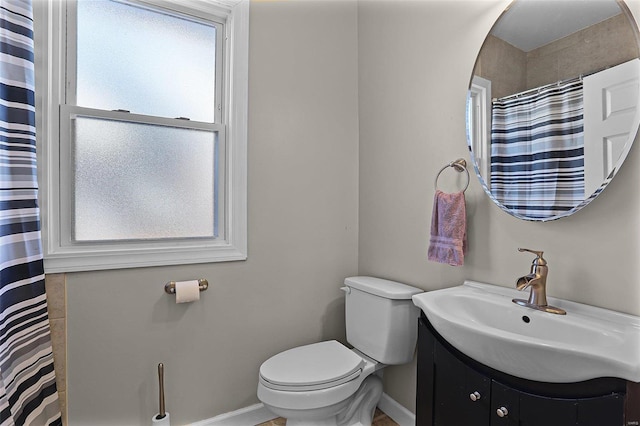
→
(412, 281, 640, 383)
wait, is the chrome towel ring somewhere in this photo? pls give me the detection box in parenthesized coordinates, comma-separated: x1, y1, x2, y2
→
(434, 158, 470, 192)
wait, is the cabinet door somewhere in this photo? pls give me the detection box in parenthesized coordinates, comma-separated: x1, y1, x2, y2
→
(433, 340, 490, 426)
(519, 393, 577, 426)
(576, 394, 624, 426)
(416, 319, 435, 426)
(491, 381, 519, 426)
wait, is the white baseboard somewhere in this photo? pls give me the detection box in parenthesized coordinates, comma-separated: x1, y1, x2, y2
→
(187, 393, 415, 426)
(377, 393, 416, 426)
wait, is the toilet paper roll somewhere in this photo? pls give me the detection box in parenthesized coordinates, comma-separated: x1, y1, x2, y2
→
(175, 280, 200, 303)
(152, 412, 170, 426)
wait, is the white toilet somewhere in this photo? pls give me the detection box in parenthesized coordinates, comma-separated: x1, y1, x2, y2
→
(257, 276, 423, 426)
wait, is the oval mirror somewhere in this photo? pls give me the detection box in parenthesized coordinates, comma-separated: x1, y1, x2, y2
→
(467, 0, 640, 221)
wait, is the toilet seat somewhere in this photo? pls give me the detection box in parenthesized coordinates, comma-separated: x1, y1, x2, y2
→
(259, 340, 365, 392)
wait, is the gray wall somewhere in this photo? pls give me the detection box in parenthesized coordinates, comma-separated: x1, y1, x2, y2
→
(65, 1, 359, 424)
(358, 0, 640, 412)
(63, 0, 640, 423)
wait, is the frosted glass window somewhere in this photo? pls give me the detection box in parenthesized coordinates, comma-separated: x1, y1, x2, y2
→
(42, 0, 248, 272)
(73, 116, 217, 241)
(76, 0, 217, 122)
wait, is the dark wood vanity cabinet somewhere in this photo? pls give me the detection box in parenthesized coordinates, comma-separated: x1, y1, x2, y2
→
(430, 335, 490, 426)
(417, 315, 633, 426)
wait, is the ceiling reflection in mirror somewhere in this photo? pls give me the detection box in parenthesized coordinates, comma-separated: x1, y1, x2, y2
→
(467, 0, 640, 221)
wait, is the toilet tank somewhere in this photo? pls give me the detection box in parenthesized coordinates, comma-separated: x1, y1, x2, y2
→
(343, 276, 423, 365)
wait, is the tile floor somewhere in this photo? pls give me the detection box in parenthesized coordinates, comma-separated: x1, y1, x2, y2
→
(256, 408, 399, 426)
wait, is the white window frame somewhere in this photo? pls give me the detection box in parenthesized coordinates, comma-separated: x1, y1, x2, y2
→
(34, 0, 248, 273)
(468, 76, 492, 185)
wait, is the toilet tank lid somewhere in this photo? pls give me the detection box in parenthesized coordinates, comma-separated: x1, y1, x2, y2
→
(344, 276, 422, 299)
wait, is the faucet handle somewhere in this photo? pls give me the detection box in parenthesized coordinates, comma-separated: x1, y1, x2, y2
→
(518, 248, 547, 265)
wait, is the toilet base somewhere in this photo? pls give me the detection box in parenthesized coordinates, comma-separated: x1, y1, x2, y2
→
(282, 375, 384, 426)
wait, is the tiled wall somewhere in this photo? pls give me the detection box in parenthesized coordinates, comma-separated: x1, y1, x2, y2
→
(527, 13, 639, 89)
(474, 13, 639, 99)
(45, 274, 66, 425)
(473, 34, 527, 99)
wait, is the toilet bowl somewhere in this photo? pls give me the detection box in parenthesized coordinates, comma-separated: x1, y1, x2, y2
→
(258, 341, 383, 425)
(257, 276, 423, 426)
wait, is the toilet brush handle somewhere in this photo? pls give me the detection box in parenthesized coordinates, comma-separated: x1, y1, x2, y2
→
(158, 363, 166, 418)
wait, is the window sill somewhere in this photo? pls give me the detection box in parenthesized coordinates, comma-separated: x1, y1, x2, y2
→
(43, 243, 247, 273)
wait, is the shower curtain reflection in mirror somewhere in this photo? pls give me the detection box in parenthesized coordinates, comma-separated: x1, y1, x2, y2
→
(490, 79, 585, 220)
(467, 58, 640, 221)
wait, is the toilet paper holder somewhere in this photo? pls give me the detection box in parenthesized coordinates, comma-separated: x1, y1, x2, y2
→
(164, 279, 209, 295)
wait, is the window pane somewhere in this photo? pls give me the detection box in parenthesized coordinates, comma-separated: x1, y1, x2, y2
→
(76, 0, 216, 122)
(73, 116, 217, 241)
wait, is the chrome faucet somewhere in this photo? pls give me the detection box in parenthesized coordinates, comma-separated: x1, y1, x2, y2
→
(513, 248, 566, 315)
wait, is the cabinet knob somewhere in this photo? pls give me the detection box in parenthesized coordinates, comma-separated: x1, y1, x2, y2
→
(469, 391, 481, 402)
(496, 407, 509, 418)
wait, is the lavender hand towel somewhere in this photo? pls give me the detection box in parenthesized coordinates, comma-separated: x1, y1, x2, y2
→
(428, 190, 467, 266)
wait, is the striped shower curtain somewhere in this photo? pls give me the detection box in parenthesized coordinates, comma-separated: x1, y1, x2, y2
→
(490, 79, 585, 219)
(0, 1, 62, 425)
